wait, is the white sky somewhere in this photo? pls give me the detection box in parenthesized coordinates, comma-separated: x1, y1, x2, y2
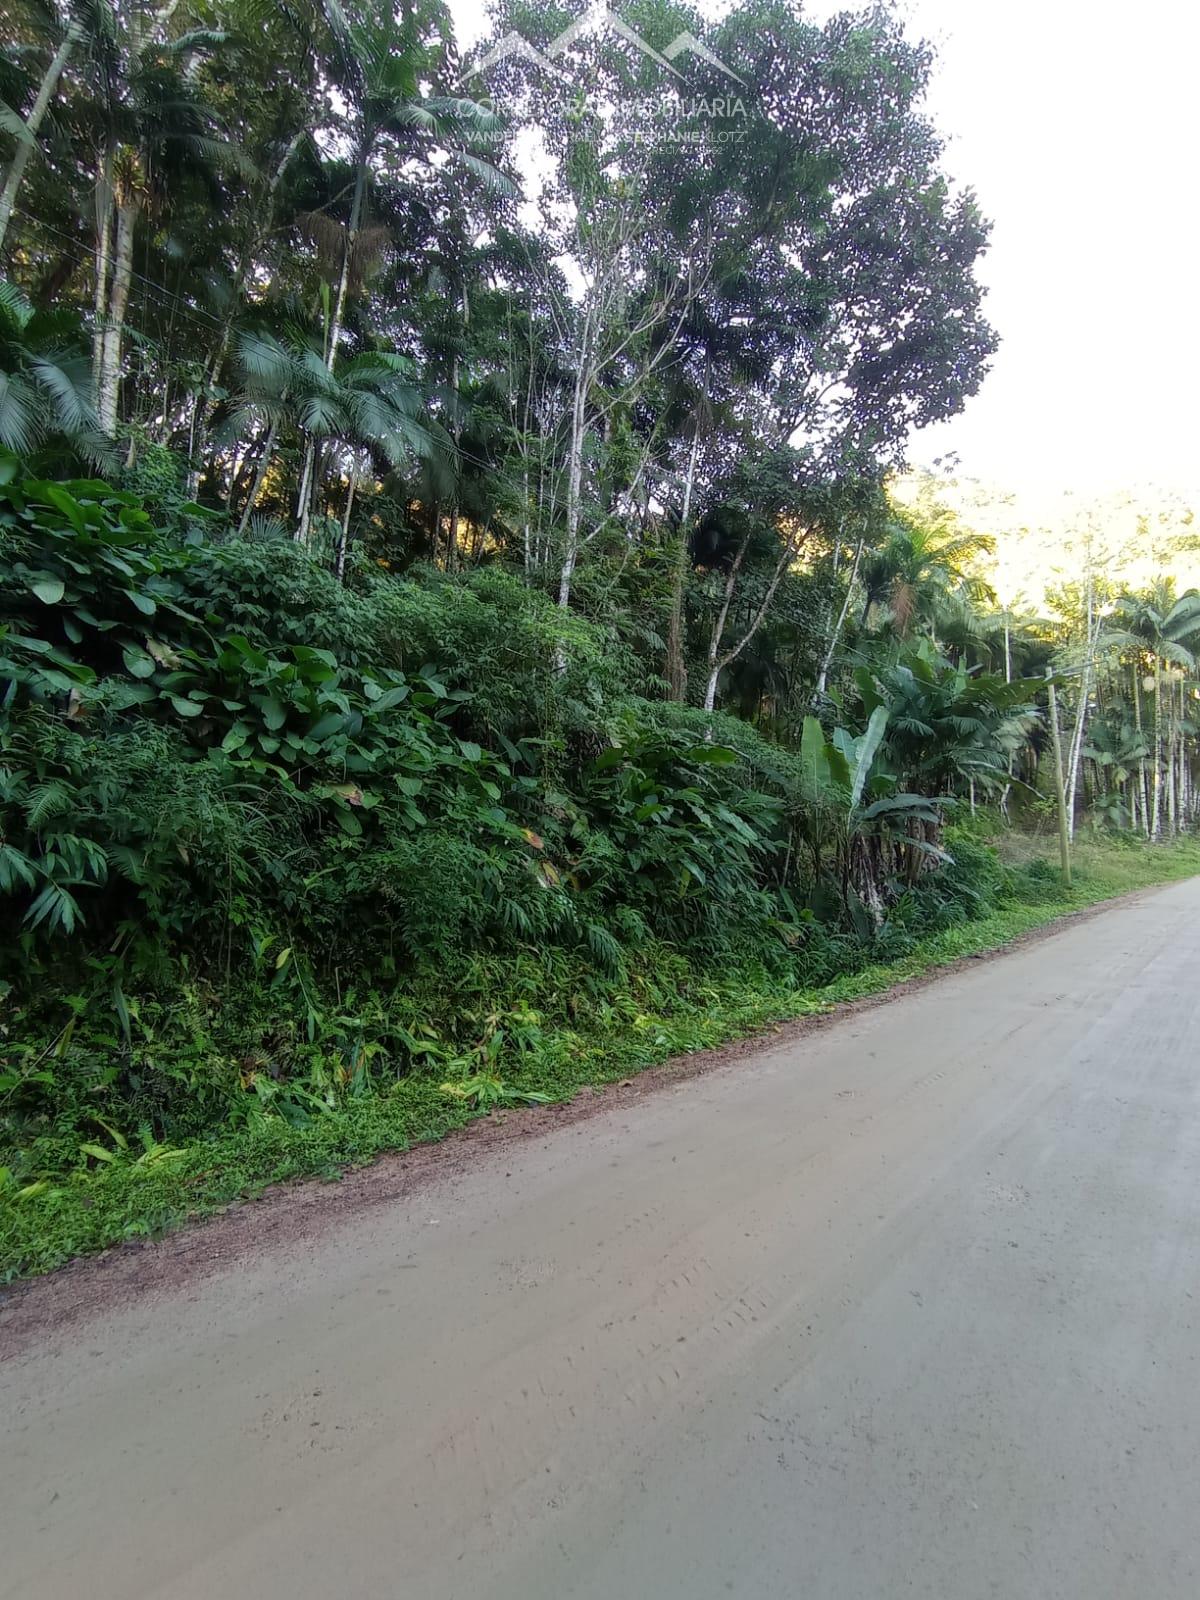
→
(447, 0, 1200, 500)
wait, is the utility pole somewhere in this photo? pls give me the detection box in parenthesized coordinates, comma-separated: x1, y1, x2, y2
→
(1046, 670, 1072, 888)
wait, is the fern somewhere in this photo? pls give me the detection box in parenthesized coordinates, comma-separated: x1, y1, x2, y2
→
(583, 921, 624, 977)
(23, 779, 73, 829)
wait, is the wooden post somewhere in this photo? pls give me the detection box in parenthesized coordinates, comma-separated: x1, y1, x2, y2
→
(1047, 671, 1072, 888)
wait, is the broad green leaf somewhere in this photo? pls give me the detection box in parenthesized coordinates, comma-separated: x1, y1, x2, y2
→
(307, 711, 346, 742)
(799, 716, 834, 802)
(371, 684, 410, 714)
(122, 646, 157, 679)
(849, 706, 890, 812)
(31, 481, 85, 531)
(260, 697, 286, 731)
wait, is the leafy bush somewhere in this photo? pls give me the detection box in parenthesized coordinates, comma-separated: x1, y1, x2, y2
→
(0, 473, 1043, 1193)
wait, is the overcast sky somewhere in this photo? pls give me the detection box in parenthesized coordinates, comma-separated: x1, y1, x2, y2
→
(447, 0, 1200, 499)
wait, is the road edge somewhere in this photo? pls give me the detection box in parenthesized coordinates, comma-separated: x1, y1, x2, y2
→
(0, 875, 1186, 1349)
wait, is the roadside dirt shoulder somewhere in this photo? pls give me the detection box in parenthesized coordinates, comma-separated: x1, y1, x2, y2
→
(0, 884, 1165, 1353)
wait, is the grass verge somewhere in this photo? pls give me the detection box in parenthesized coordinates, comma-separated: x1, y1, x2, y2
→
(3, 832, 1198, 1283)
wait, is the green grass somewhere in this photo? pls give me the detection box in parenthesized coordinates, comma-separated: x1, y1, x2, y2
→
(3, 832, 1198, 1284)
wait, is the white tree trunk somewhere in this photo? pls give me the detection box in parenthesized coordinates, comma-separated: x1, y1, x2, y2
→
(295, 440, 316, 545)
(326, 159, 365, 373)
(97, 200, 137, 434)
(813, 529, 864, 705)
(556, 361, 589, 633)
(1131, 664, 1150, 836)
(703, 537, 748, 714)
(0, 20, 83, 253)
(91, 151, 114, 402)
(703, 529, 803, 716)
(1151, 660, 1163, 837)
(1064, 577, 1098, 840)
(1000, 613, 1014, 819)
(335, 462, 359, 580)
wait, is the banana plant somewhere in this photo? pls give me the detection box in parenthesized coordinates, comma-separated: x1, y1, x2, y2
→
(793, 705, 943, 921)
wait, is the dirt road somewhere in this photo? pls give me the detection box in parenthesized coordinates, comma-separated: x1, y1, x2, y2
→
(4, 882, 1200, 1598)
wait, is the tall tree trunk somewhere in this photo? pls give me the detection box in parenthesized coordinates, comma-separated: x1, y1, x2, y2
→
(295, 144, 365, 540)
(91, 150, 114, 403)
(1183, 682, 1190, 827)
(557, 367, 587, 608)
(556, 293, 602, 640)
(236, 420, 278, 536)
(813, 527, 864, 705)
(1000, 614, 1014, 818)
(666, 423, 700, 703)
(703, 537, 749, 714)
(295, 440, 316, 545)
(1151, 658, 1163, 838)
(1047, 672, 1072, 887)
(703, 529, 802, 715)
(1181, 711, 1192, 826)
(0, 19, 84, 253)
(1166, 679, 1178, 836)
(89, 0, 184, 421)
(188, 126, 307, 492)
(554, 361, 589, 675)
(335, 461, 359, 581)
(326, 157, 366, 373)
(97, 198, 138, 434)
(445, 319, 464, 572)
(1065, 577, 1096, 840)
(1131, 662, 1149, 836)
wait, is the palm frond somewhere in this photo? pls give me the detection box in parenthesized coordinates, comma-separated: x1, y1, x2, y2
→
(0, 370, 38, 453)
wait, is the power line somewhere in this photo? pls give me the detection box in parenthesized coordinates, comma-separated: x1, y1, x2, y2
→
(13, 207, 229, 337)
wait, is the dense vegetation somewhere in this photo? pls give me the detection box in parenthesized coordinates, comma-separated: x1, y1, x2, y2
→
(3, 0, 1199, 1273)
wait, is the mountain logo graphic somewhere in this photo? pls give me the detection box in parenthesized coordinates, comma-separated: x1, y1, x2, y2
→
(459, 6, 745, 88)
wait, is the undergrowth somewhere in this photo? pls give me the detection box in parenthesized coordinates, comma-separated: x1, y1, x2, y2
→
(3, 829, 1197, 1282)
(3, 475, 1198, 1281)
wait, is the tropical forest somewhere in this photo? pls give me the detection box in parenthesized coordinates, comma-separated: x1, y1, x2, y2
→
(2, 0, 1198, 1279)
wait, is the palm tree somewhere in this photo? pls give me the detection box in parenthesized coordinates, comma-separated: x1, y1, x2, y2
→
(1109, 583, 1200, 836)
(0, 0, 101, 254)
(0, 278, 112, 465)
(859, 516, 995, 638)
(1083, 711, 1150, 831)
(221, 328, 446, 555)
(309, 2, 510, 376)
(283, 1, 508, 541)
(217, 328, 302, 534)
(88, 25, 242, 435)
(292, 340, 446, 548)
